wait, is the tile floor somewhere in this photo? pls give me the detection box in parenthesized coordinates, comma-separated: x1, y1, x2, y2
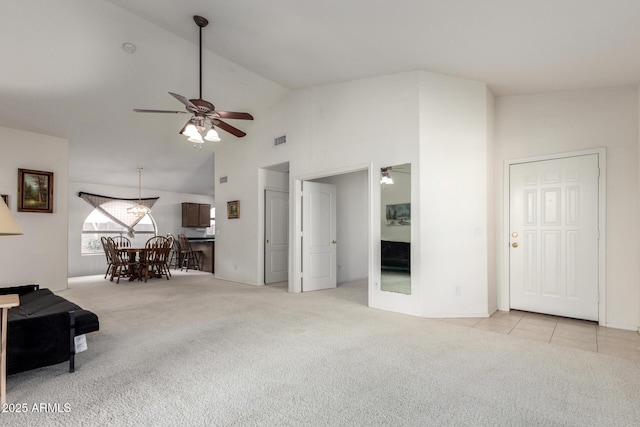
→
(441, 310, 640, 362)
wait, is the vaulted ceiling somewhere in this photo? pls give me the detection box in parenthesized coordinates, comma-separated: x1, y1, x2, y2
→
(2, 0, 639, 196)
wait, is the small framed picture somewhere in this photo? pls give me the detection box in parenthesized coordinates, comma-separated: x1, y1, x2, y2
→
(1, 194, 8, 207)
(227, 200, 240, 219)
(18, 169, 54, 213)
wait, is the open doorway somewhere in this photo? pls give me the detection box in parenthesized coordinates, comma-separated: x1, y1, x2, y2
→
(296, 168, 369, 302)
(261, 162, 290, 285)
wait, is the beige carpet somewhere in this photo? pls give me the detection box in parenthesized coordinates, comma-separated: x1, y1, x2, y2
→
(3, 272, 640, 426)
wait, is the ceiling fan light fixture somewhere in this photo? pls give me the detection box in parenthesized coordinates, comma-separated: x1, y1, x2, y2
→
(181, 123, 199, 138)
(188, 132, 204, 143)
(204, 127, 221, 142)
(380, 167, 394, 185)
(133, 15, 254, 143)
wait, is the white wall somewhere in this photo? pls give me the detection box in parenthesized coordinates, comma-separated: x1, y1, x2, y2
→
(315, 171, 369, 284)
(419, 73, 492, 318)
(215, 71, 421, 316)
(68, 181, 213, 277)
(487, 90, 497, 314)
(495, 87, 640, 330)
(215, 70, 494, 319)
(0, 126, 69, 291)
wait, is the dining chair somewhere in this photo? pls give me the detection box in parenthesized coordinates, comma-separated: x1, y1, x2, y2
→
(140, 236, 172, 282)
(178, 234, 202, 272)
(106, 237, 136, 283)
(112, 236, 131, 248)
(165, 234, 174, 277)
(100, 236, 114, 279)
(166, 234, 181, 271)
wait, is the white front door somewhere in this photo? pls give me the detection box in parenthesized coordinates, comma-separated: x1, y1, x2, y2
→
(302, 181, 337, 292)
(509, 154, 599, 321)
(265, 190, 289, 284)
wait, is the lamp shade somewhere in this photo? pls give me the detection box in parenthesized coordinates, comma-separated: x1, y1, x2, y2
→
(181, 123, 200, 138)
(188, 133, 204, 143)
(204, 128, 220, 142)
(0, 198, 23, 235)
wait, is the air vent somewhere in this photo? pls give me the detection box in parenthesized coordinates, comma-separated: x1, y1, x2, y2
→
(274, 135, 287, 146)
(219, 176, 228, 184)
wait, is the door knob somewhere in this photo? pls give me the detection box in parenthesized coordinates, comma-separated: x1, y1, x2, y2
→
(332, 240, 337, 244)
(266, 239, 270, 244)
(512, 242, 518, 248)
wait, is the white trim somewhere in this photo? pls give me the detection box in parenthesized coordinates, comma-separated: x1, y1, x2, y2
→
(264, 186, 289, 193)
(599, 322, 637, 332)
(501, 148, 606, 326)
(426, 312, 493, 319)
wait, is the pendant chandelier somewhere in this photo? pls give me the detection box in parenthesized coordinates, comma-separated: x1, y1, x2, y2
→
(127, 166, 151, 217)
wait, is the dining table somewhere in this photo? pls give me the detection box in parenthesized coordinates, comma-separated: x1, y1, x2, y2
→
(118, 247, 147, 281)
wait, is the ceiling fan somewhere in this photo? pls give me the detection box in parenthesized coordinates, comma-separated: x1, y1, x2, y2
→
(134, 15, 253, 146)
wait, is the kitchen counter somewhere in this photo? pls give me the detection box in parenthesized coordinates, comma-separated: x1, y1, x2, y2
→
(187, 239, 215, 273)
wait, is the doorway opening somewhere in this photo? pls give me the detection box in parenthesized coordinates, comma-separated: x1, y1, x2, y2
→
(293, 165, 370, 304)
(260, 162, 290, 286)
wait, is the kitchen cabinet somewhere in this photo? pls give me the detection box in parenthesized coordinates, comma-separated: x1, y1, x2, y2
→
(182, 203, 211, 227)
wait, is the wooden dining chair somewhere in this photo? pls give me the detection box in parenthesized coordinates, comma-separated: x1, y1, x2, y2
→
(106, 237, 136, 283)
(178, 234, 202, 272)
(167, 234, 181, 271)
(140, 236, 172, 282)
(100, 236, 114, 279)
(112, 236, 131, 248)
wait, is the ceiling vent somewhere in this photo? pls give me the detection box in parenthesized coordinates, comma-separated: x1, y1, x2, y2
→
(274, 135, 286, 146)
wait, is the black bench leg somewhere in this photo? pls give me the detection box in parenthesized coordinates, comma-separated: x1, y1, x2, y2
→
(69, 311, 76, 373)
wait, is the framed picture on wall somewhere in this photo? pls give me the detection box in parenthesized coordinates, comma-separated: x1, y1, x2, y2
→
(1, 194, 8, 207)
(227, 200, 240, 219)
(18, 168, 54, 213)
(386, 203, 411, 226)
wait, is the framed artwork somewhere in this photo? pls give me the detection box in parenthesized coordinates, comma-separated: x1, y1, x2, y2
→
(227, 200, 240, 219)
(18, 169, 54, 213)
(385, 203, 411, 226)
(0, 194, 7, 207)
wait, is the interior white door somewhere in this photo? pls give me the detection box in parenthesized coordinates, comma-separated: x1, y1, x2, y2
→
(265, 190, 289, 284)
(509, 154, 599, 321)
(302, 181, 337, 292)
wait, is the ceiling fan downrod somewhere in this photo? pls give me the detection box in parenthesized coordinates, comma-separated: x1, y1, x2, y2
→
(193, 15, 209, 101)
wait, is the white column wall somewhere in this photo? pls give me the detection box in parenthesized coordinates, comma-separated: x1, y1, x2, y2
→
(419, 73, 492, 317)
(487, 89, 498, 314)
(0, 126, 69, 291)
(495, 87, 640, 330)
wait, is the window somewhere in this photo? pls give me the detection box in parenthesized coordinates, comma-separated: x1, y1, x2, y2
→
(206, 207, 216, 236)
(82, 204, 157, 254)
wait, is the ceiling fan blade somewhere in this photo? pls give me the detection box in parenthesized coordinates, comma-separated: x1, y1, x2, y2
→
(133, 109, 188, 114)
(214, 119, 247, 138)
(169, 92, 198, 111)
(212, 111, 254, 120)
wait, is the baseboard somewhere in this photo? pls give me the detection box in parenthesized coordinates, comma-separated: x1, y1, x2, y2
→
(603, 321, 638, 332)
(424, 312, 492, 319)
(210, 275, 260, 286)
